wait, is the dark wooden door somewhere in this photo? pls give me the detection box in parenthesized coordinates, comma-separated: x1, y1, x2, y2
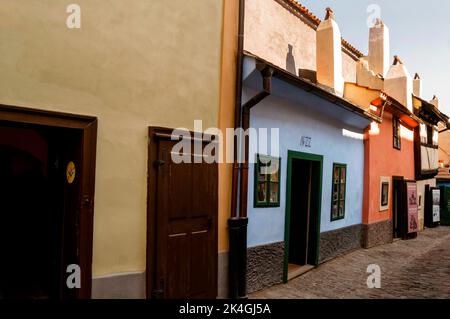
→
(148, 128, 218, 299)
(0, 104, 97, 299)
(394, 178, 418, 240)
(441, 187, 450, 226)
(392, 177, 403, 239)
(55, 128, 83, 299)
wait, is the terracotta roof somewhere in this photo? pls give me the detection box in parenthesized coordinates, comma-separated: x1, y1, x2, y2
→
(277, 0, 365, 59)
(371, 93, 420, 129)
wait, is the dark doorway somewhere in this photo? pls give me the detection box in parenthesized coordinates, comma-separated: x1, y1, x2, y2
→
(0, 105, 97, 299)
(425, 185, 441, 229)
(393, 177, 418, 240)
(147, 127, 218, 299)
(284, 151, 322, 282)
(393, 177, 404, 239)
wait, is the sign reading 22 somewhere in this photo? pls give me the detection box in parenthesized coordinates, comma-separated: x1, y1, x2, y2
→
(301, 136, 312, 148)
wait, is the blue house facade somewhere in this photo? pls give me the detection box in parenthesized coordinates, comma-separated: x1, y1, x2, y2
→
(243, 55, 378, 293)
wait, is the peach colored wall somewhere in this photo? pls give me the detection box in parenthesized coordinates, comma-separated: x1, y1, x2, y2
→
(363, 112, 415, 225)
(244, 0, 357, 82)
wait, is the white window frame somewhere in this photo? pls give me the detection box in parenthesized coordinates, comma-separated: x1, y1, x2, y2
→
(380, 176, 391, 212)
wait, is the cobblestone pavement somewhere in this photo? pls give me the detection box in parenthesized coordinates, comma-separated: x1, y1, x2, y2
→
(250, 227, 450, 299)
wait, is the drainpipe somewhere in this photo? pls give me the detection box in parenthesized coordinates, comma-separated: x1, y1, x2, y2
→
(228, 0, 273, 297)
(240, 66, 273, 219)
(228, 0, 246, 300)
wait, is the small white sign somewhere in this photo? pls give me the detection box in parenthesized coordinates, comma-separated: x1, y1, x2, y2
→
(433, 206, 440, 223)
(301, 136, 312, 148)
(432, 189, 441, 223)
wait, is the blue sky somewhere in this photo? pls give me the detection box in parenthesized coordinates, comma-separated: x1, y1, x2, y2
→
(299, 0, 450, 114)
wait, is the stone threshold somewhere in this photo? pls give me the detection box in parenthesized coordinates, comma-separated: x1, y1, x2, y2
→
(287, 264, 315, 281)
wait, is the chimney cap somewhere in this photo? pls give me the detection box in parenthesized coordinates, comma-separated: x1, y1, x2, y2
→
(414, 73, 421, 80)
(325, 7, 334, 20)
(393, 55, 404, 65)
(374, 18, 384, 27)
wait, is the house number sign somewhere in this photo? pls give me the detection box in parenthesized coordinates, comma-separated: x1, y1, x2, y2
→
(301, 136, 312, 148)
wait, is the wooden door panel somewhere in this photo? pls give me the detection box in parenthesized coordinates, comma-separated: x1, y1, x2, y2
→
(190, 231, 210, 296)
(192, 161, 213, 217)
(167, 234, 189, 299)
(150, 128, 218, 299)
(168, 160, 193, 220)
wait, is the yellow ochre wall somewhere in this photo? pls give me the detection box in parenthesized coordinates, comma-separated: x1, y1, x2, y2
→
(0, 0, 225, 277)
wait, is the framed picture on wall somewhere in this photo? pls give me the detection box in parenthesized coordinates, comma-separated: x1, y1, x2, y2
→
(406, 181, 419, 234)
(432, 188, 441, 223)
(380, 177, 390, 211)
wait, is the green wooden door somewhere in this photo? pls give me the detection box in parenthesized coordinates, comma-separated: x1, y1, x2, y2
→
(441, 187, 450, 226)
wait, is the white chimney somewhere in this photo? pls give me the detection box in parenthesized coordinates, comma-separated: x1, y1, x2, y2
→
(413, 73, 422, 97)
(368, 19, 390, 77)
(430, 95, 439, 109)
(316, 8, 344, 97)
(356, 58, 383, 90)
(384, 56, 413, 112)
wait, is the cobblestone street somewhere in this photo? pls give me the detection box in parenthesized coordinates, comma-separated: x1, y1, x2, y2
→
(250, 227, 450, 299)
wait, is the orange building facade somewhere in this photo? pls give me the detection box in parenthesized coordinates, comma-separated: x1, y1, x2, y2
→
(363, 109, 417, 248)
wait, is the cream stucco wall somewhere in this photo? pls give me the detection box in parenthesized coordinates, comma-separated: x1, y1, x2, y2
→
(0, 0, 224, 277)
(244, 0, 357, 82)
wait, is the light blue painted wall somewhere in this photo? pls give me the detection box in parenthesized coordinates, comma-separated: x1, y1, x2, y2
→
(245, 86, 366, 248)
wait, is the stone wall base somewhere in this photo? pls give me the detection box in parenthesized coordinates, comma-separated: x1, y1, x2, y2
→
(362, 220, 393, 249)
(92, 272, 146, 299)
(319, 224, 363, 263)
(247, 242, 285, 294)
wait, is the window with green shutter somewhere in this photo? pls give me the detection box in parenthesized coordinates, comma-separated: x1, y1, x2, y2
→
(254, 155, 281, 208)
(331, 163, 347, 221)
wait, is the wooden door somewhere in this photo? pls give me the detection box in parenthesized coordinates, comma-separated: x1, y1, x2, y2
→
(392, 177, 404, 239)
(0, 104, 97, 299)
(148, 128, 218, 299)
(56, 128, 83, 299)
(441, 187, 450, 226)
(425, 186, 440, 228)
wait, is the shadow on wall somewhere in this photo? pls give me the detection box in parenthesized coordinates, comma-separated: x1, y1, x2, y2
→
(286, 44, 296, 75)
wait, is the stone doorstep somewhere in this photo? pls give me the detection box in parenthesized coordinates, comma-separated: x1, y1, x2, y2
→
(287, 264, 315, 281)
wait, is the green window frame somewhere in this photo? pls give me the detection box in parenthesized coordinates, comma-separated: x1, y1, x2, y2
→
(254, 154, 281, 208)
(331, 163, 347, 221)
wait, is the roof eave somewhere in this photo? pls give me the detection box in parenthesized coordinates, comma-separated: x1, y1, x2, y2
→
(245, 52, 381, 124)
